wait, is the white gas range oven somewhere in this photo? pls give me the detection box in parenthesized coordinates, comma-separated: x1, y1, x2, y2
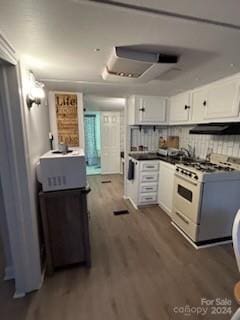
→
(172, 153, 240, 245)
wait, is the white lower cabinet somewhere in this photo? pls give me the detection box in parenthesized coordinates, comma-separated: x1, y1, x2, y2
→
(158, 161, 175, 217)
(127, 159, 159, 208)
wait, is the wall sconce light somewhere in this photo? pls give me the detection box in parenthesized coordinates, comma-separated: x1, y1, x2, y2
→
(26, 73, 45, 108)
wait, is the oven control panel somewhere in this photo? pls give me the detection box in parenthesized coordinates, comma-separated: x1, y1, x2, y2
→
(176, 166, 199, 180)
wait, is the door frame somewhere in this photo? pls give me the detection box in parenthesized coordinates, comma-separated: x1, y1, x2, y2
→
(0, 33, 42, 297)
(84, 111, 101, 170)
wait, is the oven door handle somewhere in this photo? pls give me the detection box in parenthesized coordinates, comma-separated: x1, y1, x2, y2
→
(175, 173, 199, 186)
(175, 211, 190, 225)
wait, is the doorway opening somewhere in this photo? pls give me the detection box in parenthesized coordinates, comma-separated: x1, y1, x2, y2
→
(84, 112, 101, 175)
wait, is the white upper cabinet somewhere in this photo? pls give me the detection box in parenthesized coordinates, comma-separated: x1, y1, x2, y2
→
(169, 92, 191, 123)
(191, 87, 208, 123)
(127, 95, 167, 125)
(204, 79, 240, 120)
(169, 76, 240, 124)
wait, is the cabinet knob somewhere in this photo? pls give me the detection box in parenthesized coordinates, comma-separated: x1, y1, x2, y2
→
(139, 107, 145, 112)
(184, 105, 190, 110)
(203, 100, 207, 106)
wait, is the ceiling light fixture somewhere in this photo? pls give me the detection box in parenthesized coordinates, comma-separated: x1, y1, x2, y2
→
(26, 72, 45, 108)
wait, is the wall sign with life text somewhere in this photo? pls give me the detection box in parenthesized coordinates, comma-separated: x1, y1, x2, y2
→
(55, 93, 79, 147)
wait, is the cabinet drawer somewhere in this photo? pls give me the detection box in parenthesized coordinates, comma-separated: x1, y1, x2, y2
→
(141, 172, 158, 182)
(141, 162, 159, 172)
(172, 209, 198, 241)
(140, 183, 158, 193)
(139, 193, 157, 204)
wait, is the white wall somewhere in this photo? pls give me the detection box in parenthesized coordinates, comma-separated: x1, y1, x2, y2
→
(20, 63, 50, 259)
(18, 63, 50, 293)
(130, 126, 165, 152)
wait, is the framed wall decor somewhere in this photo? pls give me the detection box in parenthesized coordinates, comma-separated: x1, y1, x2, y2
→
(49, 91, 85, 149)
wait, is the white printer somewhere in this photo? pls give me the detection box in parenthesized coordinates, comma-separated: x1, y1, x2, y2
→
(37, 148, 86, 192)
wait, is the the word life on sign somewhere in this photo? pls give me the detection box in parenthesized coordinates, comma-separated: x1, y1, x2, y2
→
(55, 93, 79, 147)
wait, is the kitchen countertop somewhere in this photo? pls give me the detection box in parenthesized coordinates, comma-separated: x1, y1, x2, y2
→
(129, 153, 181, 165)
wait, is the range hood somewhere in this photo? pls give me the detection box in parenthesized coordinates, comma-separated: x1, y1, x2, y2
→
(189, 123, 240, 135)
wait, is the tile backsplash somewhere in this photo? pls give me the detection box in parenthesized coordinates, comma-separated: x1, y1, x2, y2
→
(168, 126, 240, 159)
(131, 126, 165, 152)
(130, 125, 240, 159)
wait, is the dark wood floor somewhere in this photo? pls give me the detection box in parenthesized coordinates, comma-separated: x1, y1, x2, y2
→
(1, 174, 239, 319)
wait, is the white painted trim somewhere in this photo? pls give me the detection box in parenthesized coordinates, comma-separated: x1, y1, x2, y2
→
(48, 91, 85, 149)
(158, 203, 172, 217)
(128, 196, 139, 210)
(4, 265, 14, 281)
(0, 32, 17, 65)
(0, 62, 42, 297)
(171, 222, 232, 249)
(13, 291, 26, 299)
(101, 171, 121, 175)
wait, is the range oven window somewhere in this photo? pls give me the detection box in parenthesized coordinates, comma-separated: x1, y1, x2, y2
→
(177, 184, 193, 202)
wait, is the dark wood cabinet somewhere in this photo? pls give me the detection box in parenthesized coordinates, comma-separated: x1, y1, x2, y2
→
(39, 187, 91, 275)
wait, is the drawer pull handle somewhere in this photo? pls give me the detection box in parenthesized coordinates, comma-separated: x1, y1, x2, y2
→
(146, 166, 154, 168)
(146, 177, 154, 179)
(175, 211, 189, 225)
(145, 187, 153, 190)
(145, 197, 153, 200)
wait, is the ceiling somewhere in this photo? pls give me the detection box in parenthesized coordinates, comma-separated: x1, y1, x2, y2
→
(84, 95, 125, 110)
(1, 0, 240, 96)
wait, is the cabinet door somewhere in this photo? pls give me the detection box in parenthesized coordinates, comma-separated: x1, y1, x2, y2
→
(158, 162, 175, 217)
(169, 92, 190, 122)
(191, 87, 208, 122)
(139, 96, 166, 123)
(204, 79, 240, 119)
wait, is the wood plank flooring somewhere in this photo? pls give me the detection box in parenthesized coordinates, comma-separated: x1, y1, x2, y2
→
(1, 174, 239, 319)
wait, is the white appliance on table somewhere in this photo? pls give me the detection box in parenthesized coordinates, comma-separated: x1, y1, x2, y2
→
(37, 148, 86, 192)
(172, 153, 240, 244)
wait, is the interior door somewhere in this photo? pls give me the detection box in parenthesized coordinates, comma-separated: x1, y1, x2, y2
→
(101, 112, 120, 174)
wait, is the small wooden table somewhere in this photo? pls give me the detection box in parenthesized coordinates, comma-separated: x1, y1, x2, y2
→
(39, 187, 91, 275)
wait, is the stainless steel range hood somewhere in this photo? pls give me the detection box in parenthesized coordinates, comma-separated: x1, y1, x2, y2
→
(189, 123, 240, 135)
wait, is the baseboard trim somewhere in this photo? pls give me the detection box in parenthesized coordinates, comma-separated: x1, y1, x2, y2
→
(128, 197, 138, 210)
(101, 171, 121, 175)
(158, 203, 172, 218)
(13, 291, 26, 299)
(4, 265, 14, 281)
(171, 222, 232, 250)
